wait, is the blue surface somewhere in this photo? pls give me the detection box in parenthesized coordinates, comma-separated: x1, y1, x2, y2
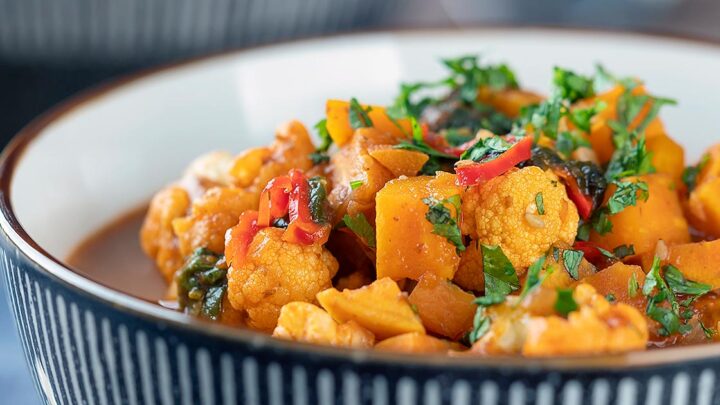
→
(0, 274, 39, 404)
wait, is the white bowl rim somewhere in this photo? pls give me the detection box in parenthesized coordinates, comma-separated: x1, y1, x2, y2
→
(3, 25, 720, 371)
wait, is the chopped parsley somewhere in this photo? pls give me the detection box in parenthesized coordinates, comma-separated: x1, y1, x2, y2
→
(613, 244, 635, 259)
(535, 192, 545, 215)
(700, 320, 716, 340)
(555, 289, 579, 316)
(553, 67, 595, 103)
(443, 55, 518, 103)
(519, 255, 547, 301)
(342, 213, 376, 248)
(309, 118, 332, 165)
(422, 195, 465, 254)
(467, 306, 492, 344)
(642, 257, 711, 336)
(479, 245, 520, 302)
(349, 180, 364, 190)
(568, 100, 606, 133)
(460, 135, 513, 162)
(606, 293, 617, 303)
(561, 249, 584, 280)
(682, 154, 710, 192)
(176, 248, 228, 320)
(395, 116, 456, 175)
(349, 98, 373, 129)
(556, 131, 591, 158)
(628, 272, 639, 298)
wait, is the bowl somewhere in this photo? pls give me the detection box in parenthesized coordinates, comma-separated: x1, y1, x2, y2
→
(2, 28, 720, 405)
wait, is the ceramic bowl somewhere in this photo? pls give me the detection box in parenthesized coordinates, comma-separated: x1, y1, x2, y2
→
(2, 28, 720, 405)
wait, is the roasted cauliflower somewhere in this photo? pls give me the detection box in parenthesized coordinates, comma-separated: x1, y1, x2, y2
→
(227, 228, 339, 332)
(472, 166, 579, 271)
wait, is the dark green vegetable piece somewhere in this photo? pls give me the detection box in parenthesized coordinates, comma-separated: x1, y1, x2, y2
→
(308, 176, 330, 224)
(175, 248, 228, 320)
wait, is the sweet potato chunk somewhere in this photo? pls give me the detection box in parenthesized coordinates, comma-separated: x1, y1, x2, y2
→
(590, 174, 690, 256)
(581, 262, 646, 310)
(375, 333, 454, 353)
(688, 178, 720, 238)
(316, 278, 425, 340)
(273, 302, 374, 348)
(646, 134, 685, 186)
(375, 172, 462, 281)
(640, 239, 720, 289)
(453, 240, 484, 292)
(367, 146, 429, 178)
(325, 100, 411, 146)
(408, 272, 477, 339)
(477, 87, 544, 118)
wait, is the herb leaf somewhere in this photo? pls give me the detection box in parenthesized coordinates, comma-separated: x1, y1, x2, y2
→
(342, 213, 376, 248)
(664, 265, 712, 296)
(535, 192, 545, 215)
(349, 180, 364, 190)
(562, 249, 584, 280)
(682, 154, 710, 192)
(553, 67, 595, 103)
(555, 289, 579, 316)
(519, 255, 547, 301)
(628, 272, 639, 298)
(481, 245, 520, 300)
(423, 195, 465, 253)
(349, 98, 373, 129)
(308, 176, 330, 223)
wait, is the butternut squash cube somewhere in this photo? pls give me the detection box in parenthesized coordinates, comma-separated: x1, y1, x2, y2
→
(316, 278, 425, 340)
(580, 262, 646, 310)
(590, 174, 690, 256)
(688, 178, 720, 238)
(646, 134, 685, 186)
(375, 333, 455, 354)
(640, 239, 720, 289)
(326, 100, 411, 146)
(408, 272, 477, 339)
(375, 172, 462, 281)
(368, 146, 429, 178)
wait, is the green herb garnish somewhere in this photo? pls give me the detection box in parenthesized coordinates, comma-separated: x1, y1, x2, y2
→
(535, 192, 545, 215)
(682, 154, 710, 192)
(613, 244, 635, 259)
(423, 195, 465, 254)
(562, 249, 584, 280)
(555, 289, 579, 316)
(628, 272, 639, 298)
(349, 98, 373, 129)
(480, 245, 520, 301)
(176, 248, 228, 320)
(342, 213, 376, 248)
(349, 180, 364, 190)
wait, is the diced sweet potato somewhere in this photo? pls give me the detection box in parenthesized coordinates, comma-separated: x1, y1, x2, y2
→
(316, 278, 425, 340)
(408, 272, 477, 339)
(452, 240, 484, 292)
(540, 254, 596, 289)
(325, 100, 411, 146)
(646, 134, 685, 186)
(688, 178, 720, 238)
(376, 172, 462, 280)
(374, 333, 454, 353)
(640, 239, 720, 289)
(273, 302, 375, 348)
(367, 146, 429, 177)
(477, 87, 544, 118)
(581, 262, 647, 310)
(590, 174, 690, 256)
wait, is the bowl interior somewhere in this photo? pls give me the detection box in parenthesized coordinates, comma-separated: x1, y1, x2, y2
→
(9, 27, 720, 287)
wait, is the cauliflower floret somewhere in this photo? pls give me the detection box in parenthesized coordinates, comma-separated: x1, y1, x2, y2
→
(522, 284, 648, 356)
(172, 187, 255, 257)
(473, 166, 579, 271)
(472, 284, 648, 356)
(273, 302, 374, 348)
(227, 228, 339, 332)
(229, 120, 315, 204)
(140, 186, 191, 281)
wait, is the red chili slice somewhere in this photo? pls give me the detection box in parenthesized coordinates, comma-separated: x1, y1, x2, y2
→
(257, 175, 292, 227)
(454, 136, 533, 186)
(225, 210, 260, 266)
(564, 177, 594, 220)
(284, 169, 331, 245)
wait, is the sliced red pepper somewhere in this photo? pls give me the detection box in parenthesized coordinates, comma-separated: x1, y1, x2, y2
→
(454, 136, 532, 186)
(564, 176, 594, 220)
(573, 241, 617, 270)
(224, 210, 260, 266)
(257, 175, 292, 227)
(284, 169, 331, 245)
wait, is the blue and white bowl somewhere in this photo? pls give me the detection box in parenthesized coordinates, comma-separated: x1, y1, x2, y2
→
(3, 28, 720, 405)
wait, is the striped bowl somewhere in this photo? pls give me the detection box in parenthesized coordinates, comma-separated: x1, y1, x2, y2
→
(3, 28, 720, 405)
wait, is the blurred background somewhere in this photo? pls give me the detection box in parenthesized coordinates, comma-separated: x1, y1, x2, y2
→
(1, 0, 719, 402)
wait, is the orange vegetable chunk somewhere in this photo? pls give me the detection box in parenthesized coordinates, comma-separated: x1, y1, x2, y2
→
(325, 100, 411, 146)
(590, 174, 690, 256)
(408, 272, 477, 339)
(646, 134, 685, 186)
(375, 172, 462, 281)
(316, 278, 425, 340)
(688, 178, 720, 238)
(368, 146, 429, 177)
(640, 239, 720, 289)
(581, 262, 647, 310)
(375, 333, 455, 353)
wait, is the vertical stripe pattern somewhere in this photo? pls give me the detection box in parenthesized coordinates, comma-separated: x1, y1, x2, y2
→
(1, 241, 719, 405)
